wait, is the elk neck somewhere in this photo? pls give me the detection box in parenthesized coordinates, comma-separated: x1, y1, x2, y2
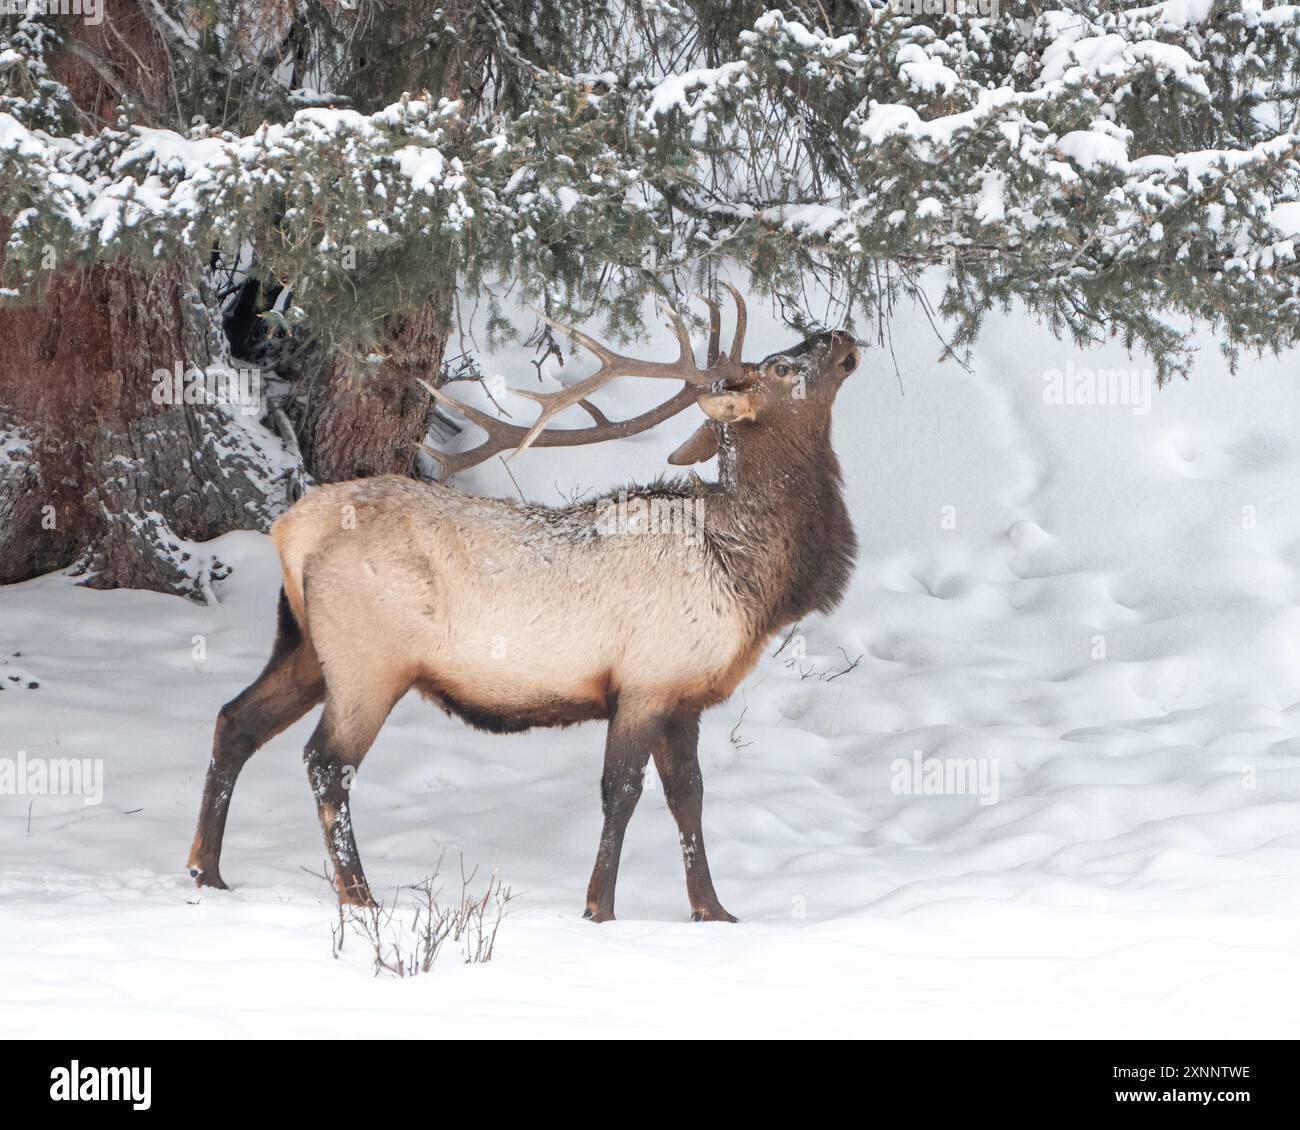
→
(707, 418, 858, 637)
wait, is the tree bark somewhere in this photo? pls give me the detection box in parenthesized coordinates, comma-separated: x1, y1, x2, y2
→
(301, 293, 450, 482)
(0, 263, 291, 596)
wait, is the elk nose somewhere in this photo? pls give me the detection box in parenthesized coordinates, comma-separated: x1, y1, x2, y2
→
(830, 332, 860, 377)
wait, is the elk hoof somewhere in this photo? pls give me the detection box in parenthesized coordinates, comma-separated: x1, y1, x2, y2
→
(690, 906, 738, 923)
(583, 905, 615, 924)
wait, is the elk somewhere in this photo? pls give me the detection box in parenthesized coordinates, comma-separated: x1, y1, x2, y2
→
(187, 288, 860, 922)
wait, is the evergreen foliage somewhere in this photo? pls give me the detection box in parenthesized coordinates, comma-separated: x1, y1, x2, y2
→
(3, 1, 1300, 379)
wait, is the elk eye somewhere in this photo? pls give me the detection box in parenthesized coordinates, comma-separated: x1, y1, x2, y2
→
(774, 363, 791, 378)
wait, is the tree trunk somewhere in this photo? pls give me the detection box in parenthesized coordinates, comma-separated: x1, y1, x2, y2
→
(0, 263, 292, 597)
(293, 0, 473, 486)
(301, 293, 450, 482)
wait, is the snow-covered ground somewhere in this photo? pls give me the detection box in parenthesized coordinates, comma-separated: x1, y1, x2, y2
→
(3, 292, 1300, 1038)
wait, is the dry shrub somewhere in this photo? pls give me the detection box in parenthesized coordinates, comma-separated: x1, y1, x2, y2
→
(331, 856, 515, 977)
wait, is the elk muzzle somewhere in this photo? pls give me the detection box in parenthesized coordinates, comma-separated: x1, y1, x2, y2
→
(829, 332, 860, 380)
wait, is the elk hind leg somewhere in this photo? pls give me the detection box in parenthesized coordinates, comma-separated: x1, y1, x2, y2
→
(188, 590, 324, 890)
(653, 711, 736, 923)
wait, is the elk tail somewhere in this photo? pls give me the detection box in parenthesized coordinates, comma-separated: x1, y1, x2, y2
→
(271, 586, 305, 660)
(270, 511, 314, 653)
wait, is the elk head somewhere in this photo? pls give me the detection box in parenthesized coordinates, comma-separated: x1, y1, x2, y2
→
(667, 328, 861, 469)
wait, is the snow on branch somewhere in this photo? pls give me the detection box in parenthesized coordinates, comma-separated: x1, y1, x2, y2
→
(3, 2, 1300, 377)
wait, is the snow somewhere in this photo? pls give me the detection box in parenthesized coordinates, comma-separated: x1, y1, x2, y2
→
(554, 185, 581, 215)
(1272, 201, 1300, 237)
(7, 7, 1299, 338)
(1038, 32, 1207, 96)
(857, 87, 1023, 149)
(746, 10, 857, 60)
(1125, 0, 1217, 29)
(2, 97, 465, 254)
(4, 290, 1300, 1037)
(0, 112, 46, 158)
(1058, 129, 1130, 171)
(765, 202, 852, 238)
(896, 44, 959, 95)
(394, 145, 446, 194)
(643, 62, 749, 123)
(112, 128, 233, 181)
(976, 170, 1007, 224)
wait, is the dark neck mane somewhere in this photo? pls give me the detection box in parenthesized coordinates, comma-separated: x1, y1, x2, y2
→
(709, 421, 858, 639)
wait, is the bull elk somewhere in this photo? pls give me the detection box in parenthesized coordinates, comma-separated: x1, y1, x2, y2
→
(187, 288, 860, 921)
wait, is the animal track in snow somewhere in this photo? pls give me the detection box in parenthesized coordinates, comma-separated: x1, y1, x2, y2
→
(0, 653, 39, 691)
(1157, 425, 1290, 480)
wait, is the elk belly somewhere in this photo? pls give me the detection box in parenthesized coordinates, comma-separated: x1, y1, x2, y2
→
(413, 675, 610, 732)
(409, 601, 615, 732)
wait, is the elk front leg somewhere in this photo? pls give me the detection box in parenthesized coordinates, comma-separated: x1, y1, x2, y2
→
(653, 711, 736, 922)
(584, 702, 666, 922)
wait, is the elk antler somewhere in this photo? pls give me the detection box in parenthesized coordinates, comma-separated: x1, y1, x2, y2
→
(422, 286, 748, 476)
(516, 282, 747, 455)
(418, 379, 701, 478)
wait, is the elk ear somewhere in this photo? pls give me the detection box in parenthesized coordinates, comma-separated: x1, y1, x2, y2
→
(697, 388, 762, 425)
(667, 423, 720, 466)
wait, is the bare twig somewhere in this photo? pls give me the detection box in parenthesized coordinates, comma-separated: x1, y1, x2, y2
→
(729, 704, 753, 750)
(330, 856, 515, 976)
(826, 649, 862, 682)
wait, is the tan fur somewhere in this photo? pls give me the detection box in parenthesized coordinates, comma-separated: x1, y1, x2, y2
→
(272, 475, 759, 723)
